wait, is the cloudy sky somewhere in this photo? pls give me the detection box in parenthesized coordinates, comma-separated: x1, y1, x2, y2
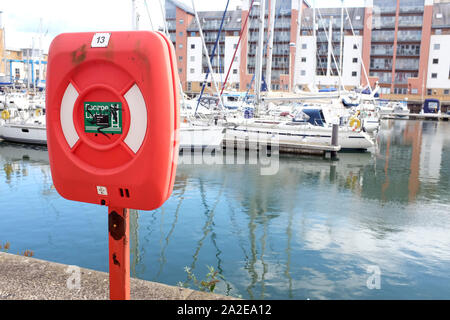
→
(1, 0, 366, 53)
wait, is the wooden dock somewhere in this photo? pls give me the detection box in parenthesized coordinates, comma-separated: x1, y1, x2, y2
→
(381, 113, 450, 121)
(223, 139, 341, 157)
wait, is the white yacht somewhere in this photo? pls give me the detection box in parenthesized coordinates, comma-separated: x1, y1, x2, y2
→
(224, 109, 374, 151)
(0, 114, 47, 145)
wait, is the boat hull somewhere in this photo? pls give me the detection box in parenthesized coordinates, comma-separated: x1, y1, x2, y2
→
(179, 126, 225, 149)
(225, 125, 374, 151)
(0, 124, 47, 145)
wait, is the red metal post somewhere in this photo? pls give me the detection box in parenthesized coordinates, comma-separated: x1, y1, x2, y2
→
(108, 207, 130, 300)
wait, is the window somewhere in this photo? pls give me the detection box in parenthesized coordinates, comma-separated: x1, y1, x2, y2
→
(434, 43, 440, 50)
(433, 58, 439, 64)
(233, 43, 237, 49)
(352, 58, 358, 63)
(15, 68, 20, 78)
(179, 56, 183, 61)
(300, 70, 306, 76)
(435, 29, 442, 35)
(187, 82, 192, 91)
(179, 19, 184, 24)
(302, 43, 307, 49)
(444, 89, 449, 95)
(179, 44, 183, 48)
(190, 56, 195, 62)
(353, 44, 358, 50)
(411, 88, 418, 94)
(301, 57, 306, 62)
(178, 68, 182, 73)
(394, 87, 407, 94)
(190, 68, 195, 74)
(190, 44, 195, 49)
(235, 83, 239, 90)
(179, 32, 183, 36)
(352, 71, 357, 77)
(191, 32, 196, 36)
(431, 73, 438, 79)
(427, 89, 432, 95)
(232, 69, 238, 74)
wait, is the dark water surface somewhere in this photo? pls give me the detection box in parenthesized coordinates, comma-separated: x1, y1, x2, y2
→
(0, 119, 449, 299)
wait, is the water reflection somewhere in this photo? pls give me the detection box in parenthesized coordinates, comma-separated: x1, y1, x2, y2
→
(1, 120, 449, 299)
(0, 142, 53, 195)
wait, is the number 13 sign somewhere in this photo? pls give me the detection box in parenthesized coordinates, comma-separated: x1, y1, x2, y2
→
(91, 32, 111, 48)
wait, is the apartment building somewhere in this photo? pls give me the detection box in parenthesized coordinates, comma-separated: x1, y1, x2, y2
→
(166, 0, 449, 103)
(166, 0, 306, 94)
(0, 14, 47, 87)
(427, 1, 450, 97)
(296, 7, 367, 90)
(0, 47, 48, 87)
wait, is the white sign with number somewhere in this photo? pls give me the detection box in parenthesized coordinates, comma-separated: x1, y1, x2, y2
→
(91, 33, 111, 48)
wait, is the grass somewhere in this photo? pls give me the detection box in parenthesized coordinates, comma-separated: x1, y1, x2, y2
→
(1, 241, 34, 257)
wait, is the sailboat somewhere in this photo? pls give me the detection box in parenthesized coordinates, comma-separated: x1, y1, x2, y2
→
(210, 0, 375, 151)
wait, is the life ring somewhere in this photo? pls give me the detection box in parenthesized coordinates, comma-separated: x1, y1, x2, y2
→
(1, 110, 10, 120)
(349, 117, 361, 131)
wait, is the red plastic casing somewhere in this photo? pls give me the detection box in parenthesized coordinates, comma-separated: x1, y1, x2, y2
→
(46, 31, 179, 210)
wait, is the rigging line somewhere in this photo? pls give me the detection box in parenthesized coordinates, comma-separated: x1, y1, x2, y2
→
(193, 0, 229, 115)
(144, 0, 155, 31)
(303, 18, 327, 76)
(157, 0, 168, 36)
(219, 0, 256, 98)
(344, 6, 373, 94)
(316, 8, 343, 88)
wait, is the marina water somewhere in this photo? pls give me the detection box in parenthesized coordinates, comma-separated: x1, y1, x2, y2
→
(0, 119, 449, 299)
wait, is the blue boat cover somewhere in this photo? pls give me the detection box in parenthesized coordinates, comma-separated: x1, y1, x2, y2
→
(302, 109, 326, 126)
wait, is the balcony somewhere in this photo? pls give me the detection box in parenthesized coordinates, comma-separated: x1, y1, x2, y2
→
(378, 7, 396, 14)
(371, 30, 395, 42)
(371, 48, 394, 56)
(399, 6, 423, 14)
(396, 49, 420, 56)
(370, 64, 393, 71)
(395, 58, 419, 71)
(379, 16, 396, 28)
(397, 34, 422, 42)
(394, 71, 418, 84)
(370, 71, 392, 84)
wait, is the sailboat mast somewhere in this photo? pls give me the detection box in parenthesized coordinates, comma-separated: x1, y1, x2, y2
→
(312, 0, 316, 91)
(293, 0, 303, 92)
(339, 1, 344, 96)
(326, 17, 332, 77)
(131, 0, 139, 30)
(38, 18, 42, 92)
(266, 0, 276, 92)
(255, 0, 266, 109)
